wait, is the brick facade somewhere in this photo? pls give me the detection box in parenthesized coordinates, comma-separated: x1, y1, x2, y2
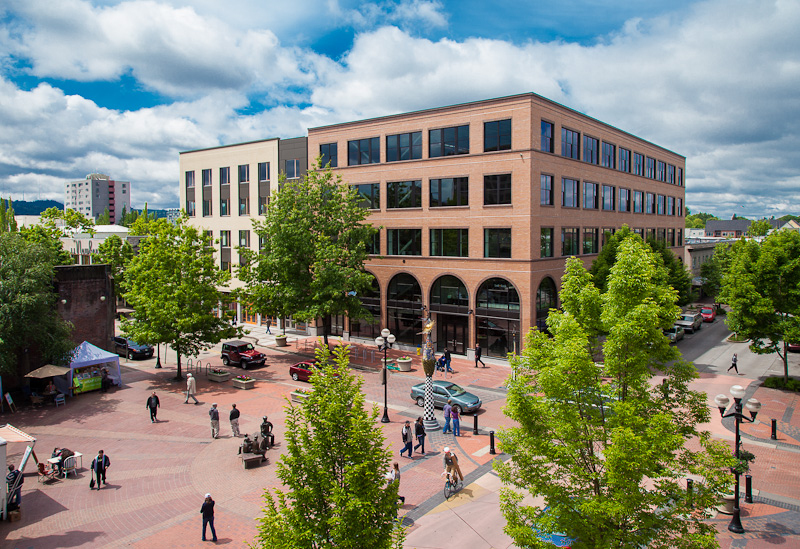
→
(55, 265, 116, 352)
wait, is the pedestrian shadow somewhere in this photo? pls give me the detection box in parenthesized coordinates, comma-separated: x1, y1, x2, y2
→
(3, 530, 105, 548)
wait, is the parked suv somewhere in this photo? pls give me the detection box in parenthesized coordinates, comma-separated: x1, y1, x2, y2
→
(675, 312, 703, 334)
(220, 340, 266, 369)
(113, 336, 154, 360)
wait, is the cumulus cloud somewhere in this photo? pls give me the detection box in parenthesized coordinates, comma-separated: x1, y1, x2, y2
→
(1, 0, 799, 217)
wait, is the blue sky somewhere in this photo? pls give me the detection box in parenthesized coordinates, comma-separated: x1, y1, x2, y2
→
(0, 0, 798, 218)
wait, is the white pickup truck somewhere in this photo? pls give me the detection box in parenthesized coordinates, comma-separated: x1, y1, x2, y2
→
(675, 312, 703, 333)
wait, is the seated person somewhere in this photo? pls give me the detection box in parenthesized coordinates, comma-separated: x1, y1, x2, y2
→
(45, 380, 56, 394)
(260, 416, 275, 448)
(238, 434, 253, 455)
(436, 355, 446, 371)
(51, 447, 74, 475)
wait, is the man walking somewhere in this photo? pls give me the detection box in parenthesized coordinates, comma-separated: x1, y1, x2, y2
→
(146, 391, 160, 423)
(442, 400, 452, 434)
(201, 493, 218, 542)
(91, 450, 110, 489)
(6, 464, 22, 507)
(475, 343, 486, 368)
(230, 404, 241, 437)
(185, 373, 199, 404)
(209, 403, 220, 439)
(727, 353, 739, 374)
(399, 420, 414, 458)
(444, 348, 452, 373)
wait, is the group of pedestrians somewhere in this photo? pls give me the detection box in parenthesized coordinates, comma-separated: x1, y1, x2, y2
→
(399, 417, 426, 458)
(441, 399, 461, 436)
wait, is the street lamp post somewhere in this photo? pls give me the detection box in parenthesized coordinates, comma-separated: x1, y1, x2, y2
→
(155, 344, 162, 369)
(375, 328, 395, 423)
(714, 385, 761, 534)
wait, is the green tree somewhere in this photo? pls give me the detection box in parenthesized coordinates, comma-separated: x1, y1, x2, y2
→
(747, 218, 771, 237)
(97, 207, 111, 225)
(590, 226, 692, 305)
(497, 237, 731, 549)
(0, 233, 75, 375)
(92, 234, 134, 297)
(253, 344, 404, 549)
(121, 218, 238, 379)
(40, 206, 96, 236)
(685, 211, 718, 229)
(699, 243, 731, 306)
(19, 224, 73, 265)
(721, 230, 800, 383)
(0, 198, 18, 233)
(239, 161, 377, 343)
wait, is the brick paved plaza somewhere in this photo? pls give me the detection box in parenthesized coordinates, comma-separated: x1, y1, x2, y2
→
(1, 326, 800, 548)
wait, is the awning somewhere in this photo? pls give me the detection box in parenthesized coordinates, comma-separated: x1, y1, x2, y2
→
(24, 364, 71, 379)
(0, 424, 36, 444)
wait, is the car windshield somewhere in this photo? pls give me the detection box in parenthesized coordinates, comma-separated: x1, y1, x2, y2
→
(238, 343, 254, 352)
(444, 383, 466, 397)
(701, 308, 713, 314)
(681, 314, 694, 321)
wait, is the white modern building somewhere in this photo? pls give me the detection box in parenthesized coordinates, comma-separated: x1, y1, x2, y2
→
(65, 174, 131, 223)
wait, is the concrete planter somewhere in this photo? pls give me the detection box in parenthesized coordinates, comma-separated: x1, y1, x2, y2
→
(232, 378, 255, 390)
(396, 358, 413, 372)
(208, 371, 230, 383)
(290, 391, 309, 403)
(276, 336, 288, 348)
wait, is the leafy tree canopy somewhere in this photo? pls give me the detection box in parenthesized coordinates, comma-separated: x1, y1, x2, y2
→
(41, 207, 96, 236)
(747, 218, 771, 237)
(590, 226, 692, 305)
(253, 344, 404, 549)
(96, 207, 111, 225)
(497, 236, 731, 549)
(699, 243, 731, 306)
(0, 198, 18, 233)
(721, 229, 800, 382)
(121, 218, 238, 379)
(92, 234, 133, 297)
(239, 161, 377, 342)
(18, 224, 73, 265)
(0, 233, 74, 375)
(685, 211, 718, 229)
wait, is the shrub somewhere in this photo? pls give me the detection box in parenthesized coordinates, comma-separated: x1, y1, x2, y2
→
(763, 376, 800, 391)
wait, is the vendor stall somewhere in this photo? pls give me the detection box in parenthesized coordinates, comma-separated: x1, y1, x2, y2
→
(55, 341, 122, 396)
(0, 424, 36, 520)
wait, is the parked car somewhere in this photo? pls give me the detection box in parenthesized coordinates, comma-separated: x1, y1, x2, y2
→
(410, 380, 482, 414)
(663, 325, 685, 343)
(289, 360, 337, 382)
(788, 342, 800, 352)
(220, 340, 265, 369)
(675, 312, 703, 333)
(700, 307, 717, 322)
(112, 336, 154, 360)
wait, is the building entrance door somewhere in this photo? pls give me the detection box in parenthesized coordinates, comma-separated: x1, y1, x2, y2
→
(436, 314, 467, 355)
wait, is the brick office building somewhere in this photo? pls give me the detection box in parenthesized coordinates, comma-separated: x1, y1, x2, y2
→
(307, 93, 686, 359)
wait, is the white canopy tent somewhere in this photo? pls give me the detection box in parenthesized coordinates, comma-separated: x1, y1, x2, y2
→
(0, 424, 36, 519)
(53, 341, 122, 395)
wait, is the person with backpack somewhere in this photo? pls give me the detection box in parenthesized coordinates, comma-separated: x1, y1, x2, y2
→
(442, 447, 463, 482)
(399, 420, 414, 458)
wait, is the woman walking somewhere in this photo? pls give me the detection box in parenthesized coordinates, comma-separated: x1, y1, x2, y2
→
(728, 353, 739, 374)
(451, 406, 461, 437)
(413, 416, 426, 453)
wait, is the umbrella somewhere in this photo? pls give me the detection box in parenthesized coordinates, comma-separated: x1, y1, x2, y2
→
(24, 364, 71, 379)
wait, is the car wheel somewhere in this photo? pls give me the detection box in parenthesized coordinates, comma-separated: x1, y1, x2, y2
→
(241, 360, 248, 370)
(452, 405, 462, 415)
(128, 351, 134, 360)
(416, 396, 425, 407)
(292, 372, 299, 381)
(222, 356, 230, 366)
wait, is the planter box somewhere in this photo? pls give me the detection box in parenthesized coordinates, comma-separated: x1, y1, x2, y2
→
(290, 391, 309, 403)
(208, 372, 230, 383)
(396, 358, 413, 372)
(276, 336, 289, 348)
(232, 378, 255, 390)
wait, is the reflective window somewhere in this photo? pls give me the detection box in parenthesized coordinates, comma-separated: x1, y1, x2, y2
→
(484, 228, 511, 258)
(430, 177, 469, 207)
(220, 167, 230, 185)
(429, 125, 469, 157)
(202, 169, 212, 186)
(238, 164, 249, 183)
(387, 180, 422, 208)
(619, 188, 630, 212)
(430, 229, 468, 257)
(353, 183, 380, 209)
(633, 191, 644, 213)
(583, 227, 599, 254)
(619, 148, 631, 173)
(387, 229, 422, 255)
(484, 119, 511, 152)
(562, 178, 579, 208)
(601, 142, 616, 168)
(633, 153, 644, 176)
(386, 132, 422, 162)
(561, 128, 580, 159)
(584, 182, 599, 209)
(540, 227, 553, 258)
(477, 277, 520, 312)
(320, 143, 337, 168)
(583, 136, 599, 164)
(540, 175, 554, 206)
(431, 275, 469, 307)
(348, 137, 380, 165)
(562, 227, 579, 256)
(536, 277, 557, 331)
(484, 174, 511, 205)
(602, 185, 615, 211)
(541, 121, 554, 153)
(258, 162, 269, 182)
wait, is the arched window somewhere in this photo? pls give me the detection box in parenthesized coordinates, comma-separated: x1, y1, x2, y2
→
(475, 277, 520, 358)
(476, 278, 520, 313)
(430, 275, 469, 309)
(351, 276, 380, 339)
(536, 277, 558, 331)
(387, 273, 423, 346)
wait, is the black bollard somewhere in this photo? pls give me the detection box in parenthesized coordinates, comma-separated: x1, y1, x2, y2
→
(489, 430, 496, 455)
(771, 419, 777, 440)
(745, 475, 753, 503)
(473, 414, 479, 435)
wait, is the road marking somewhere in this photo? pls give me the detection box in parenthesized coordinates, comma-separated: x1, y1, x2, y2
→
(473, 445, 491, 457)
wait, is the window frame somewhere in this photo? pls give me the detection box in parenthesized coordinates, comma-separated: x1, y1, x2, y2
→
(562, 177, 579, 208)
(601, 142, 616, 169)
(540, 174, 554, 206)
(601, 185, 615, 211)
(561, 128, 580, 159)
(583, 181, 599, 210)
(484, 173, 511, 206)
(540, 227, 554, 258)
(484, 228, 512, 258)
(387, 228, 422, 256)
(484, 119, 512, 152)
(348, 137, 380, 166)
(319, 143, 338, 168)
(541, 121, 554, 153)
(561, 227, 580, 256)
(386, 180, 422, 209)
(354, 183, 380, 210)
(430, 228, 469, 257)
(386, 131, 422, 162)
(583, 135, 599, 164)
(619, 148, 631, 173)
(429, 125, 470, 158)
(430, 177, 469, 207)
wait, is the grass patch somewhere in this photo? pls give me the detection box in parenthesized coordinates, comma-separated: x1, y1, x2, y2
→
(763, 377, 800, 392)
(727, 333, 748, 342)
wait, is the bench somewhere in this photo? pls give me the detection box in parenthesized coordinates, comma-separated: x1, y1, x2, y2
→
(240, 452, 264, 469)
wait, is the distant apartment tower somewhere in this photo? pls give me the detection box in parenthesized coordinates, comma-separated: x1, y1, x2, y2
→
(65, 173, 131, 223)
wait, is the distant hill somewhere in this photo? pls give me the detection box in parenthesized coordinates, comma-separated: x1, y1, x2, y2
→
(3, 199, 63, 215)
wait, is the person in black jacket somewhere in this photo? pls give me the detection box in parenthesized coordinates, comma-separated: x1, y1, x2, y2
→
(6, 465, 22, 507)
(413, 416, 426, 454)
(475, 343, 486, 368)
(230, 404, 241, 437)
(146, 392, 160, 423)
(201, 493, 217, 542)
(91, 450, 110, 490)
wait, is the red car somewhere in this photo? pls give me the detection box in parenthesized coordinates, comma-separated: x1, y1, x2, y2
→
(220, 340, 266, 369)
(700, 307, 717, 322)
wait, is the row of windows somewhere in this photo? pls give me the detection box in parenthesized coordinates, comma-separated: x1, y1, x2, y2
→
(323, 119, 513, 168)
(185, 163, 270, 188)
(540, 121, 683, 186)
(540, 175, 683, 216)
(215, 230, 251, 248)
(544, 226, 684, 257)
(187, 195, 270, 218)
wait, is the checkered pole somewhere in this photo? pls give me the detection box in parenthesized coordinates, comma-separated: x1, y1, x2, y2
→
(421, 319, 440, 431)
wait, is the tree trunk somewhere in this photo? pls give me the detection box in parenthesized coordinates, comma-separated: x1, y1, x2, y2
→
(174, 343, 183, 381)
(322, 314, 330, 347)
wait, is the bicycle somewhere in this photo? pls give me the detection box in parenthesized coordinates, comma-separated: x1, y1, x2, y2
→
(442, 470, 462, 499)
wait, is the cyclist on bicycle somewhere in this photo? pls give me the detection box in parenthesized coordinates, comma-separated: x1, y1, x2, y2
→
(442, 447, 463, 483)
